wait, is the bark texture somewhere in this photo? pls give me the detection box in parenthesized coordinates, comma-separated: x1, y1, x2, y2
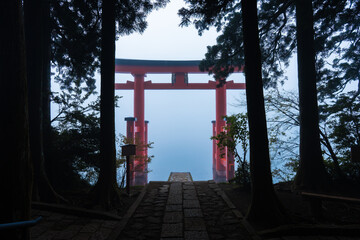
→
(294, 0, 329, 191)
(0, 1, 33, 239)
(24, 0, 63, 202)
(241, 0, 287, 227)
(92, 0, 120, 209)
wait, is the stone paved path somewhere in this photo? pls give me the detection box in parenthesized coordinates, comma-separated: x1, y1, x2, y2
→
(168, 172, 193, 182)
(118, 182, 168, 239)
(29, 172, 360, 239)
(117, 172, 252, 240)
(161, 172, 208, 239)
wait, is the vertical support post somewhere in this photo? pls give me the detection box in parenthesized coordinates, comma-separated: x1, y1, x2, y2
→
(126, 155, 130, 194)
(125, 117, 136, 186)
(144, 120, 149, 184)
(125, 117, 136, 141)
(133, 73, 147, 185)
(211, 120, 217, 180)
(215, 81, 227, 182)
(122, 144, 136, 196)
(226, 121, 235, 181)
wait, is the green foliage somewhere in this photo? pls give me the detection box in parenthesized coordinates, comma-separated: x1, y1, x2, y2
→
(313, 0, 360, 99)
(272, 158, 299, 183)
(321, 93, 360, 156)
(51, 0, 169, 93)
(49, 87, 126, 188)
(264, 89, 360, 183)
(51, 0, 102, 92)
(48, 88, 101, 189)
(117, 135, 154, 188)
(179, 0, 359, 94)
(115, 0, 169, 36)
(179, 0, 296, 87)
(211, 113, 251, 189)
(120, 135, 154, 172)
(265, 89, 300, 182)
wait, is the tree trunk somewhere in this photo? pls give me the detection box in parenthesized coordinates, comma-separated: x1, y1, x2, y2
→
(241, 0, 287, 228)
(294, 0, 329, 191)
(24, 0, 64, 203)
(92, 0, 120, 209)
(0, 1, 33, 239)
(41, 0, 53, 185)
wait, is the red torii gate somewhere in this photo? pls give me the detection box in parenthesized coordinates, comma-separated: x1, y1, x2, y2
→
(114, 59, 245, 185)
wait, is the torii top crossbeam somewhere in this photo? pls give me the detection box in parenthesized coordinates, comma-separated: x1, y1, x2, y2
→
(114, 58, 245, 90)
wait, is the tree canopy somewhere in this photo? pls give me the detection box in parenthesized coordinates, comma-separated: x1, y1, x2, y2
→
(52, 0, 169, 92)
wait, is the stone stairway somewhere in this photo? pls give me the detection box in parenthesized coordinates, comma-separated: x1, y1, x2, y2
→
(161, 172, 208, 239)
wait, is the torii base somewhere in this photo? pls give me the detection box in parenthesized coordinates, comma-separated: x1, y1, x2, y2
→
(133, 172, 147, 186)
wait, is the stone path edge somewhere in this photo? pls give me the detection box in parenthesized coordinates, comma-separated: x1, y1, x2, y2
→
(208, 180, 261, 240)
(107, 184, 148, 240)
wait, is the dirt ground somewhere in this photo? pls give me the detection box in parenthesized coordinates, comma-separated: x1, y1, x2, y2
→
(219, 182, 360, 233)
(55, 186, 145, 217)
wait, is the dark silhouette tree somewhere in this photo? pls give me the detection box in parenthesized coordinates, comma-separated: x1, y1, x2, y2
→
(241, 0, 287, 227)
(91, 0, 169, 208)
(0, 0, 33, 239)
(293, 0, 329, 191)
(24, 0, 65, 202)
(41, 0, 52, 185)
(91, 0, 118, 208)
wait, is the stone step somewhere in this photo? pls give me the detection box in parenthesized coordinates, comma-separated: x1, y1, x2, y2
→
(168, 172, 193, 182)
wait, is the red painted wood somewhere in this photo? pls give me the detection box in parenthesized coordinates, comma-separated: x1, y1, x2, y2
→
(212, 121, 217, 181)
(215, 82, 227, 182)
(125, 117, 136, 186)
(134, 74, 147, 186)
(115, 81, 245, 90)
(115, 59, 243, 74)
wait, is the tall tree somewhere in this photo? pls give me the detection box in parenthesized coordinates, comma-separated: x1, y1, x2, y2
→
(241, 0, 286, 226)
(24, 0, 64, 202)
(92, 0, 118, 209)
(0, 0, 33, 239)
(91, 0, 168, 208)
(41, 0, 53, 184)
(293, 0, 329, 191)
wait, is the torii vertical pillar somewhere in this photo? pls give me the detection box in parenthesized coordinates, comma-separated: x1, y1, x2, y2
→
(125, 117, 136, 186)
(144, 120, 149, 184)
(215, 82, 227, 182)
(211, 120, 217, 180)
(133, 73, 147, 185)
